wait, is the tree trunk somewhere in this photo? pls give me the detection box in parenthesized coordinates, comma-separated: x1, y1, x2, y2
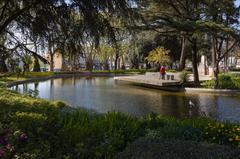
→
(213, 63, 219, 89)
(179, 36, 186, 71)
(117, 58, 121, 70)
(49, 53, 54, 72)
(130, 56, 139, 69)
(191, 38, 200, 86)
(32, 42, 41, 72)
(104, 60, 109, 70)
(86, 57, 93, 71)
(33, 56, 41, 72)
(23, 63, 30, 74)
(114, 50, 119, 70)
(212, 37, 219, 89)
(224, 39, 229, 72)
(48, 41, 54, 72)
(0, 58, 8, 73)
(121, 56, 125, 70)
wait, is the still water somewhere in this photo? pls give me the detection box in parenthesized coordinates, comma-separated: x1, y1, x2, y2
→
(11, 77, 240, 122)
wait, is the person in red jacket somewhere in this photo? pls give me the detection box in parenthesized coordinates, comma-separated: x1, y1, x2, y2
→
(160, 65, 166, 80)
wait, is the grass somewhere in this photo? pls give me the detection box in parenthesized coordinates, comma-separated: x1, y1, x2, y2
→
(0, 78, 239, 158)
(0, 69, 180, 83)
(0, 69, 145, 81)
(0, 72, 55, 83)
(92, 69, 147, 74)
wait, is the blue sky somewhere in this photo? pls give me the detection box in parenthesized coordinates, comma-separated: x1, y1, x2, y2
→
(236, 0, 240, 6)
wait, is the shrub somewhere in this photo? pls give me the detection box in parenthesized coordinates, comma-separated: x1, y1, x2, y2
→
(179, 70, 190, 84)
(202, 80, 214, 88)
(0, 81, 240, 158)
(166, 69, 177, 73)
(229, 68, 240, 72)
(115, 138, 240, 159)
(92, 69, 146, 74)
(218, 74, 235, 89)
(202, 73, 240, 89)
(146, 68, 158, 72)
(0, 81, 6, 88)
(57, 111, 144, 159)
(203, 122, 240, 147)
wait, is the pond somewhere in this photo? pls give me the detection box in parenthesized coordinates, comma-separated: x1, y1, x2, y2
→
(11, 76, 240, 122)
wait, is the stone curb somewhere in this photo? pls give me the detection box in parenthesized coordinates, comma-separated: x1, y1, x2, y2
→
(184, 88, 240, 95)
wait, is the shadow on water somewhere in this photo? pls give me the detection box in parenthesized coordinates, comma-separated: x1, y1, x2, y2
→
(11, 77, 240, 122)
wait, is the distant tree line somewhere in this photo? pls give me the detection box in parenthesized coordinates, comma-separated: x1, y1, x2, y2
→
(0, 0, 240, 88)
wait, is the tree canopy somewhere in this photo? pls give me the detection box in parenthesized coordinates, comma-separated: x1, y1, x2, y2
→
(1, 0, 240, 87)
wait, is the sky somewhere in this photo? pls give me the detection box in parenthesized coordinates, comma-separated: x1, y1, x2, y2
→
(236, 0, 240, 6)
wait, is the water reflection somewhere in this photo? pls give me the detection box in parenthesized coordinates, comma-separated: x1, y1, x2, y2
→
(11, 77, 240, 122)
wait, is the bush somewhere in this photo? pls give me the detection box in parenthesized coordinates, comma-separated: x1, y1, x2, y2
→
(202, 80, 214, 88)
(142, 114, 240, 147)
(166, 69, 177, 73)
(229, 68, 240, 72)
(57, 111, 144, 159)
(202, 73, 240, 89)
(0, 81, 239, 158)
(92, 69, 146, 74)
(115, 138, 240, 159)
(179, 70, 190, 84)
(203, 122, 240, 147)
(218, 74, 235, 89)
(0, 81, 6, 88)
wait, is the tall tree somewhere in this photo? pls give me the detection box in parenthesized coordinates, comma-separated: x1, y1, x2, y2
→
(136, 0, 240, 86)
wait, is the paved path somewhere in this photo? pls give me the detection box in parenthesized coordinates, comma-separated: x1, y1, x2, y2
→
(114, 72, 212, 87)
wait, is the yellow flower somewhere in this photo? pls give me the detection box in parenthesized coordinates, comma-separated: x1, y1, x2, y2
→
(221, 124, 224, 128)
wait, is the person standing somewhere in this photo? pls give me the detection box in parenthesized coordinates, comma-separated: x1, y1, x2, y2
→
(160, 65, 166, 80)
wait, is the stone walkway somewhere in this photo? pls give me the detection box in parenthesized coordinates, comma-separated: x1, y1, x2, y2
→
(114, 72, 212, 87)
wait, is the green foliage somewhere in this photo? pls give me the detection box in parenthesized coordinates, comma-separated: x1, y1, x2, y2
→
(0, 72, 55, 82)
(229, 68, 240, 72)
(0, 81, 239, 158)
(0, 81, 6, 88)
(179, 70, 190, 84)
(204, 123, 240, 147)
(58, 111, 144, 159)
(19, 72, 55, 78)
(203, 73, 240, 89)
(146, 68, 158, 72)
(218, 74, 235, 89)
(202, 80, 215, 88)
(142, 114, 240, 148)
(166, 69, 177, 73)
(116, 138, 240, 159)
(145, 47, 171, 65)
(92, 69, 146, 74)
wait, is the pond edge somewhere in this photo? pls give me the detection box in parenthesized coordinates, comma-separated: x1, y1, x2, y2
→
(7, 73, 240, 95)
